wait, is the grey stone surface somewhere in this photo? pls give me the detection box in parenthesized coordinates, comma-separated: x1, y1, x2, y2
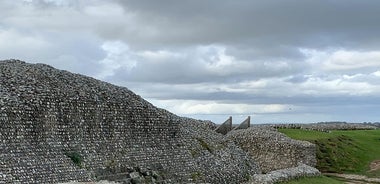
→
(227, 126, 317, 173)
(262, 122, 377, 132)
(0, 60, 259, 183)
(249, 164, 321, 184)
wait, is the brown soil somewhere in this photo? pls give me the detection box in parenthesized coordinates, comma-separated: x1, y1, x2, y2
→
(325, 173, 380, 184)
(370, 160, 380, 172)
(323, 161, 380, 184)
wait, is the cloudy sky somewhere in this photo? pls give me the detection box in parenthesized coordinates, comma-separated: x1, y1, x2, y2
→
(1, 0, 380, 124)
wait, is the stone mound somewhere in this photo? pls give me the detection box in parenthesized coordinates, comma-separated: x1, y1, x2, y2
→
(0, 60, 259, 183)
(227, 126, 316, 173)
(249, 164, 320, 184)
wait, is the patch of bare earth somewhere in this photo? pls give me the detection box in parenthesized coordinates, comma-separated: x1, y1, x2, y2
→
(370, 160, 380, 172)
(324, 160, 380, 183)
(325, 173, 380, 184)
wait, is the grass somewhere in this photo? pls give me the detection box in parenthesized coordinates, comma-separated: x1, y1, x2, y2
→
(191, 171, 202, 181)
(65, 151, 83, 168)
(196, 138, 213, 153)
(278, 129, 380, 176)
(279, 176, 344, 184)
(370, 169, 380, 178)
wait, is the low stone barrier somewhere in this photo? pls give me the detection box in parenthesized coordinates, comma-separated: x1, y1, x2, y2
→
(265, 122, 377, 132)
(249, 164, 321, 184)
(227, 126, 317, 173)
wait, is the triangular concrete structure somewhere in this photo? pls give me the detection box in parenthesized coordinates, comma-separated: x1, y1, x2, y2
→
(214, 116, 232, 135)
(233, 116, 251, 130)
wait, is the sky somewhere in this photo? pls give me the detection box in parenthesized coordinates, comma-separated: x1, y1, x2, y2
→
(1, 0, 380, 124)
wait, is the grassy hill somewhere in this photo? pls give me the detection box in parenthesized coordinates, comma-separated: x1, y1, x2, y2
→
(277, 129, 380, 183)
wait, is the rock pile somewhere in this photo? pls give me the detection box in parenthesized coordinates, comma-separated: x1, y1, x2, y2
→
(0, 60, 259, 183)
(250, 164, 320, 184)
(0, 60, 324, 184)
(266, 122, 377, 132)
(227, 126, 316, 173)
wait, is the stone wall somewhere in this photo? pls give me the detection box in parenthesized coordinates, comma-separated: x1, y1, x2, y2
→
(249, 164, 320, 184)
(266, 122, 377, 132)
(227, 127, 317, 173)
(0, 60, 259, 183)
(302, 122, 378, 131)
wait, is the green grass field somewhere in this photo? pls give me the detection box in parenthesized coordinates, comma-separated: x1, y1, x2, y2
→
(277, 129, 380, 183)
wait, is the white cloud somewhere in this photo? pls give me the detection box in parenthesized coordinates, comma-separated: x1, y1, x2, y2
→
(300, 77, 374, 96)
(198, 45, 253, 76)
(324, 50, 380, 71)
(373, 71, 380, 77)
(148, 99, 292, 115)
(138, 50, 183, 63)
(97, 41, 137, 79)
(303, 49, 380, 72)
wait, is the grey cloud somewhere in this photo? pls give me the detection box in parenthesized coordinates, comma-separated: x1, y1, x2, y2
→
(22, 0, 80, 8)
(116, 80, 380, 107)
(5, 0, 380, 60)
(0, 29, 106, 76)
(344, 73, 380, 85)
(2, 0, 380, 123)
(114, 0, 380, 51)
(285, 75, 310, 84)
(0, 1, 107, 76)
(123, 79, 380, 123)
(107, 56, 305, 84)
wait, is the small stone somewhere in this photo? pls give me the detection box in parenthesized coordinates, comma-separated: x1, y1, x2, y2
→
(122, 178, 132, 184)
(131, 177, 143, 184)
(129, 171, 140, 179)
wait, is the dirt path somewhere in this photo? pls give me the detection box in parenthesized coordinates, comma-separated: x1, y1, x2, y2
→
(370, 160, 380, 172)
(323, 160, 380, 183)
(325, 173, 380, 184)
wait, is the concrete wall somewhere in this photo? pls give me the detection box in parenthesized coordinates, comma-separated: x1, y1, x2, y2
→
(214, 116, 232, 135)
(233, 116, 250, 131)
(0, 60, 259, 183)
(227, 127, 317, 173)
